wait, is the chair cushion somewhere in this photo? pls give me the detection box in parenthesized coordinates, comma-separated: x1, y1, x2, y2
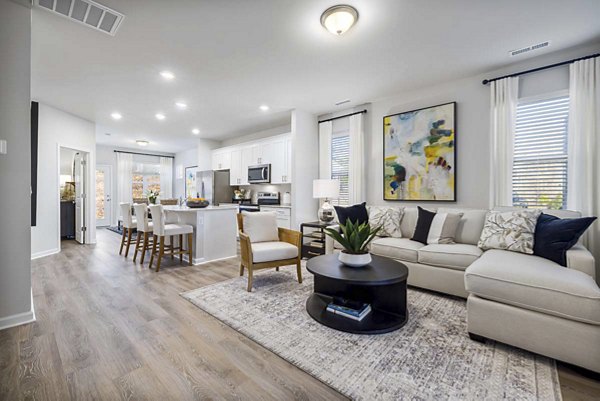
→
(164, 223, 194, 236)
(465, 249, 600, 325)
(418, 244, 482, 271)
(243, 212, 279, 243)
(123, 217, 137, 229)
(252, 241, 298, 263)
(370, 237, 424, 263)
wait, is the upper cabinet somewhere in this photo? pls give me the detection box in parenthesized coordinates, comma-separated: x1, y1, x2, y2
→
(212, 133, 292, 186)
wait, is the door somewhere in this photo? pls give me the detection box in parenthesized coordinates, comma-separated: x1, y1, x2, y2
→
(95, 164, 112, 227)
(74, 152, 86, 244)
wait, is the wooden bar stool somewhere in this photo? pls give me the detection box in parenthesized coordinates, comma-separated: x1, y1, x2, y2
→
(148, 204, 194, 272)
(119, 202, 137, 258)
(132, 203, 155, 264)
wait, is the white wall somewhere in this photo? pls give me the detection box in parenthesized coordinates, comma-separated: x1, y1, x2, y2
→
(96, 144, 176, 225)
(174, 147, 198, 199)
(219, 124, 291, 147)
(31, 103, 97, 258)
(0, 0, 33, 330)
(318, 43, 599, 209)
(291, 110, 319, 228)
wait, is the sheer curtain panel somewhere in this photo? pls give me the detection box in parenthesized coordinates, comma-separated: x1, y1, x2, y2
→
(489, 77, 519, 207)
(567, 56, 600, 279)
(348, 113, 365, 204)
(116, 152, 133, 220)
(160, 157, 174, 199)
(319, 121, 333, 179)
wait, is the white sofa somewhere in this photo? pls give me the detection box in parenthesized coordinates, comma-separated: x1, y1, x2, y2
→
(325, 206, 600, 373)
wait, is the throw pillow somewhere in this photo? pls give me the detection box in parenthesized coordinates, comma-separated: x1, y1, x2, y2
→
(367, 206, 404, 238)
(533, 213, 596, 266)
(334, 202, 369, 226)
(478, 209, 542, 254)
(411, 206, 463, 244)
(242, 211, 279, 243)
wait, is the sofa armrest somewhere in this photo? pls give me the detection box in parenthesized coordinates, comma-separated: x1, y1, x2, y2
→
(566, 244, 596, 279)
(324, 224, 340, 255)
(239, 231, 253, 266)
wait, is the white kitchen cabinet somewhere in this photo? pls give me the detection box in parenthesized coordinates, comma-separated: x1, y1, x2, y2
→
(284, 136, 292, 184)
(212, 150, 231, 171)
(261, 206, 291, 229)
(229, 148, 243, 185)
(240, 144, 259, 185)
(259, 137, 286, 184)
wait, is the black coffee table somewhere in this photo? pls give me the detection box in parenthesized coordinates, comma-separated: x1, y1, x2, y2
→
(306, 254, 409, 334)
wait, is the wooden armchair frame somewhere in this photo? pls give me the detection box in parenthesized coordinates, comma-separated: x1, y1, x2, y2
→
(237, 213, 302, 292)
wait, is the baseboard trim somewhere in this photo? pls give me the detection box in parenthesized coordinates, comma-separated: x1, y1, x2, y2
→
(31, 248, 59, 260)
(0, 292, 36, 331)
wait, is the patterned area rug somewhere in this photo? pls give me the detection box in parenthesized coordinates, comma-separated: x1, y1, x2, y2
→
(181, 265, 562, 401)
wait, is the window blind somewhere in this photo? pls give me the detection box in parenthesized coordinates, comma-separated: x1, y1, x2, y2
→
(331, 133, 350, 205)
(512, 95, 569, 209)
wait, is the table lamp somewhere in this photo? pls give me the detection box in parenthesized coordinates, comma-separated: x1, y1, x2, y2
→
(313, 179, 340, 223)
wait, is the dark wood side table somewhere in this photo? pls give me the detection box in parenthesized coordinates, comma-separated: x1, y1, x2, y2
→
(300, 221, 337, 259)
(306, 254, 409, 334)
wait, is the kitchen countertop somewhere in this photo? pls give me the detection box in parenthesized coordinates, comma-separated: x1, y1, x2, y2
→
(260, 205, 292, 209)
(163, 205, 238, 212)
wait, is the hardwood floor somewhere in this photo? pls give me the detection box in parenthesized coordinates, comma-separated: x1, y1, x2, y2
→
(0, 228, 598, 400)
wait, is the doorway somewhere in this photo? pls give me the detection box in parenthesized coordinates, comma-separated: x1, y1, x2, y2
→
(59, 146, 89, 245)
(95, 164, 112, 227)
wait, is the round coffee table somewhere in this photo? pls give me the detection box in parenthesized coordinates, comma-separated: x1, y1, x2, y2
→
(306, 253, 409, 334)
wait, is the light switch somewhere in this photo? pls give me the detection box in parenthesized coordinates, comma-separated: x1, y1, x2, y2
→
(0, 140, 7, 155)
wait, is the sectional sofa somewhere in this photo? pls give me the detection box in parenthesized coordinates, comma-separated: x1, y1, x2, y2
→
(325, 206, 600, 373)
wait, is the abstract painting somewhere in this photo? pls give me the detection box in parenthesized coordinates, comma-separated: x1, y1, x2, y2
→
(185, 166, 198, 199)
(383, 102, 456, 201)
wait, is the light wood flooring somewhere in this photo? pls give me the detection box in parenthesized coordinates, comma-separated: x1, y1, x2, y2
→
(0, 229, 598, 400)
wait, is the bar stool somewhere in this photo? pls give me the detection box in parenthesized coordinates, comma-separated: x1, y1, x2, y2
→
(148, 204, 194, 272)
(119, 202, 137, 257)
(132, 203, 154, 264)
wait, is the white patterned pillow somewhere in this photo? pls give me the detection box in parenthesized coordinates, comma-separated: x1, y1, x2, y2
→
(367, 206, 404, 238)
(478, 210, 542, 254)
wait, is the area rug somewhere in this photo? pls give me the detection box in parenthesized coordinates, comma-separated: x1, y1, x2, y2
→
(181, 265, 562, 401)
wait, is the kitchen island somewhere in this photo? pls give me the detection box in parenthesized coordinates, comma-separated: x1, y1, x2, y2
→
(163, 205, 238, 265)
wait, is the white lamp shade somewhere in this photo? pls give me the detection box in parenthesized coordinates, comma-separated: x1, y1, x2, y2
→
(313, 179, 340, 199)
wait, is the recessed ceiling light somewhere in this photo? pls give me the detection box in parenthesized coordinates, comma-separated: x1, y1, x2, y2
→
(111, 112, 122, 120)
(175, 102, 188, 109)
(259, 105, 270, 111)
(136, 140, 149, 147)
(192, 128, 200, 135)
(160, 71, 175, 80)
(155, 113, 166, 120)
(321, 5, 359, 35)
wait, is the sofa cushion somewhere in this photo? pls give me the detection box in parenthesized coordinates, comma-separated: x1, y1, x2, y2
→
(465, 249, 600, 325)
(418, 244, 483, 271)
(334, 202, 368, 225)
(252, 241, 298, 263)
(412, 206, 437, 244)
(438, 208, 487, 245)
(370, 237, 424, 263)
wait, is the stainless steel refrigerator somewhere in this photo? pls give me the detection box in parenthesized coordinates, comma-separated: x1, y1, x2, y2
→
(196, 170, 233, 205)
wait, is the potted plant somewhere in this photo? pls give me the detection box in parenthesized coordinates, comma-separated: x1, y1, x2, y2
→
(146, 189, 160, 204)
(324, 220, 381, 267)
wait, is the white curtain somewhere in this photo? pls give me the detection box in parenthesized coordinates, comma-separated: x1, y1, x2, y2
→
(567, 56, 600, 278)
(489, 77, 519, 207)
(116, 152, 133, 220)
(318, 120, 332, 179)
(348, 113, 365, 204)
(160, 157, 173, 199)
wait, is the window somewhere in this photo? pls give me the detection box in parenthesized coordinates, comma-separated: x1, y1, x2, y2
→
(331, 133, 350, 205)
(512, 94, 569, 209)
(131, 162, 160, 199)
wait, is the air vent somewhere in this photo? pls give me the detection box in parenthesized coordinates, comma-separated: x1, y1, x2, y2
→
(35, 0, 124, 36)
(509, 41, 550, 57)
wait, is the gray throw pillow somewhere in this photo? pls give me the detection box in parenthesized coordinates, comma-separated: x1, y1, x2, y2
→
(478, 209, 542, 254)
(427, 211, 463, 244)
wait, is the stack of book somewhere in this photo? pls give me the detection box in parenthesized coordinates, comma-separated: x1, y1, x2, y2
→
(326, 298, 372, 321)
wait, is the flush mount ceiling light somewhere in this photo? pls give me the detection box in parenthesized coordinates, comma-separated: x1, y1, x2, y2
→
(321, 5, 358, 35)
(160, 71, 175, 80)
(111, 112, 122, 120)
(191, 128, 200, 135)
(155, 113, 166, 120)
(175, 102, 188, 109)
(136, 140, 149, 147)
(259, 105, 270, 111)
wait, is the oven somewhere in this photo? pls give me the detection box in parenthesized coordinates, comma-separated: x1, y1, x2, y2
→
(239, 204, 260, 213)
(247, 164, 271, 184)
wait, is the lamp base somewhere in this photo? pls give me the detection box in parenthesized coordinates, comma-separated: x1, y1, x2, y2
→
(318, 199, 335, 223)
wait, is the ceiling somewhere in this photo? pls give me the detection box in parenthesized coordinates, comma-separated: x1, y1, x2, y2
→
(32, 0, 600, 153)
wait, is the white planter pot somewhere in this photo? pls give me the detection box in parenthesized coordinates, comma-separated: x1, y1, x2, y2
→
(338, 251, 372, 267)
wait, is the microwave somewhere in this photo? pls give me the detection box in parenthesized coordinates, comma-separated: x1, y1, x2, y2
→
(247, 164, 271, 184)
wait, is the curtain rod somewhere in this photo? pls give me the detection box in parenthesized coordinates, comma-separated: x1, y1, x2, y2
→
(482, 52, 600, 85)
(318, 109, 367, 124)
(113, 150, 174, 159)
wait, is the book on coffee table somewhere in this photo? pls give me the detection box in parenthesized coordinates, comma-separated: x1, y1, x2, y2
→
(326, 298, 372, 321)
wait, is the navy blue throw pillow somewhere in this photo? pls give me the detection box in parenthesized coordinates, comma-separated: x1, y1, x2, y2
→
(334, 202, 368, 226)
(411, 206, 436, 245)
(533, 213, 596, 266)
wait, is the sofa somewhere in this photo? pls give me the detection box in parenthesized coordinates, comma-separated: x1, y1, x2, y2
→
(325, 206, 600, 373)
